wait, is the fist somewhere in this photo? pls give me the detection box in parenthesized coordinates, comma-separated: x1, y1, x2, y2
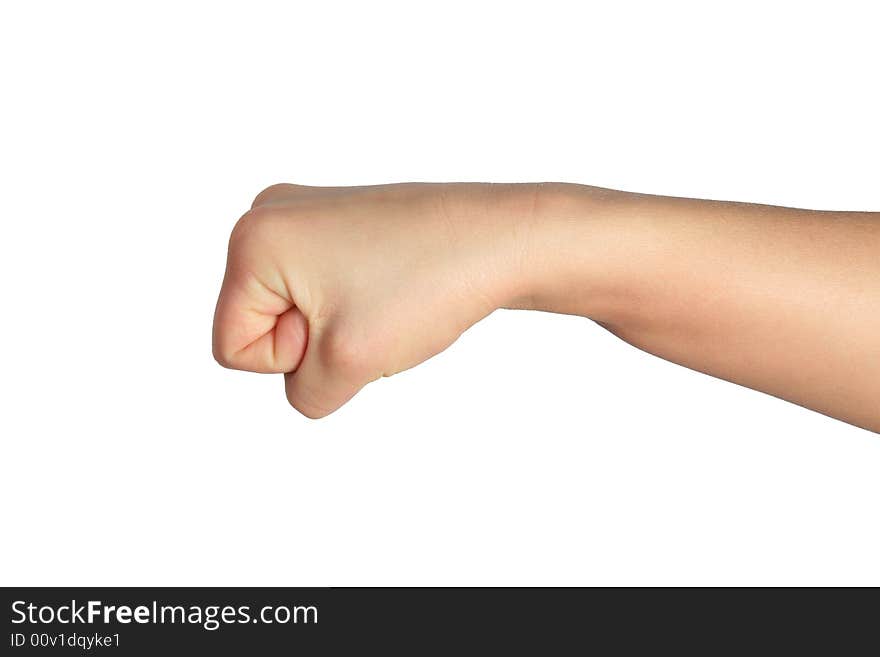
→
(213, 183, 534, 417)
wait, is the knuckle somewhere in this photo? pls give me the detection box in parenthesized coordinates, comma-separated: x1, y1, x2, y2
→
(212, 342, 236, 370)
(318, 325, 374, 379)
(251, 183, 300, 208)
(212, 320, 243, 371)
(228, 205, 283, 253)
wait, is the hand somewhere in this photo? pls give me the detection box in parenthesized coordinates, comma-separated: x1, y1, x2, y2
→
(213, 183, 536, 418)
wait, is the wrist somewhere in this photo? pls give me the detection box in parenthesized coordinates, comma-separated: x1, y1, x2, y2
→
(502, 183, 645, 326)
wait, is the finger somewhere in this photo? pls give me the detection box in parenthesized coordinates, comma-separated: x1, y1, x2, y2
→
(283, 329, 369, 418)
(213, 274, 308, 373)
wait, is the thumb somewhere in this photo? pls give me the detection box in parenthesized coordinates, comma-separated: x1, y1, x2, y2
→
(213, 273, 308, 374)
(284, 326, 371, 418)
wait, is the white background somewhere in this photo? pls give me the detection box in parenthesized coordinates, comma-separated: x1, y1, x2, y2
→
(1, 1, 878, 586)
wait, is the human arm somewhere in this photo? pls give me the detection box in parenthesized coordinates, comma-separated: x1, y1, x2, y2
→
(213, 182, 880, 432)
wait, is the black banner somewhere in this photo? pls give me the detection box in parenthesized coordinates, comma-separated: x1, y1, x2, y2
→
(1, 587, 872, 653)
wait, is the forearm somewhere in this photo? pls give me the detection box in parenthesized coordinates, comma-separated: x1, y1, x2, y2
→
(506, 183, 880, 432)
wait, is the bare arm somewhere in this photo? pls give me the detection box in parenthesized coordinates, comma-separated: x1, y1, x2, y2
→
(516, 184, 880, 433)
(213, 182, 880, 432)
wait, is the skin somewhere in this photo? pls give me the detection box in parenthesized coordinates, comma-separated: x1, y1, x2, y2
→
(213, 183, 880, 432)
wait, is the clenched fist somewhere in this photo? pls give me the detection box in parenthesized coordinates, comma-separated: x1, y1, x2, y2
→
(213, 183, 538, 418)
